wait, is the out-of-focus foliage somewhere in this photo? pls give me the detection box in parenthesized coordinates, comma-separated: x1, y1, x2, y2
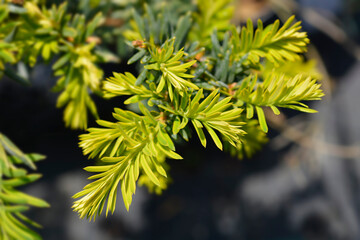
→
(0, 133, 48, 240)
(263, 58, 322, 80)
(0, 5, 15, 78)
(189, 0, 234, 47)
(0, 1, 109, 129)
(73, 1, 324, 220)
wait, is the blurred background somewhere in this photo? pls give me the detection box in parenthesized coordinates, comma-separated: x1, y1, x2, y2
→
(1, 0, 360, 239)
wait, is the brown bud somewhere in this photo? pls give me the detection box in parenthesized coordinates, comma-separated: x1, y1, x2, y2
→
(132, 40, 145, 48)
(228, 83, 237, 95)
(66, 37, 74, 43)
(228, 83, 237, 89)
(195, 50, 205, 61)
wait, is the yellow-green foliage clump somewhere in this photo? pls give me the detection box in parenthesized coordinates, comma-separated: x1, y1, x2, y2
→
(73, 1, 324, 221)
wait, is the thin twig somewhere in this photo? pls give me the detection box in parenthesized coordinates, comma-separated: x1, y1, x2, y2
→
(265, 108, 360, 159)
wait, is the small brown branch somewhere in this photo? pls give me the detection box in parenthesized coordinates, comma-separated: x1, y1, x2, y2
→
(265, 108, 360, 159)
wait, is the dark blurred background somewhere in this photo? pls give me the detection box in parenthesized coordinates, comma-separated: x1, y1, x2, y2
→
(1, 0, 360, 239)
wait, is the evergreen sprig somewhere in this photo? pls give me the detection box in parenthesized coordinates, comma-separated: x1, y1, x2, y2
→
(67, 2, 324, 220)
(74, 107, 181, 220)
(0, 133, 48, 240)
(158, 89, 245, 150)
(0, 0, 325, 226)
(235, 73, 324, 132)
(103, 72, 153, 101)
(231, 16, 310, 66)
(146, 38, 198, 100)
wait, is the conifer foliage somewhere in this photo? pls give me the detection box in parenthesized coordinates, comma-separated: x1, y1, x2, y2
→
(0, 1, 108, 238)
(0, 133, 49, 240)
(73, 1, 324, 220)
(0, 1, 106, 130)
(0, 0, 324, 230)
